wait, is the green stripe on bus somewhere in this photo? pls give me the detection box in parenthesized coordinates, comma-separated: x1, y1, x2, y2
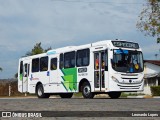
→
(61, 68, 77, 91)
(20, 74, 23, 81)
(61, 81, 68, 91)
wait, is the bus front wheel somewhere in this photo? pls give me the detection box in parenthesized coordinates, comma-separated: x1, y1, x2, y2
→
(108, 92, 121, 99)
(36, 84, 50, 98)
(82, 82, 94, 99)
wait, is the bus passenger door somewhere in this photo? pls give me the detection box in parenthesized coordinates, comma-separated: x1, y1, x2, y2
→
(22, 61, 30, 93)
(49, 57, 58, 90)
(94, 51, 107, 91)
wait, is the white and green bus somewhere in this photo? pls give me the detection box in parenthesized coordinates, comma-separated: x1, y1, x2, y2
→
(18, 40, 144, 99)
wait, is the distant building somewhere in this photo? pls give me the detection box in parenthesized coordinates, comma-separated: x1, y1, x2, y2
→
(143, 60, 160, 95)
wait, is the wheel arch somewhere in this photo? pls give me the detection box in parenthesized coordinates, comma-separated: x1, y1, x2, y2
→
(35, 81, 43, 93)
(78, 78, 90, 92)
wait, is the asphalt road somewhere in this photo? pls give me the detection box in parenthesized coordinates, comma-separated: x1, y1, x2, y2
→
(0, 98, 160, 120)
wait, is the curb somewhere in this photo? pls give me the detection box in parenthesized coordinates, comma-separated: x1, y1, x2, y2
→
(153, 96, 160, 98)
(127, 96, 160, 98)
(127, 96, 144, 98)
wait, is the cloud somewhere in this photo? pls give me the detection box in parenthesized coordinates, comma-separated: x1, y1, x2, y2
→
(0, 0, 159, 78)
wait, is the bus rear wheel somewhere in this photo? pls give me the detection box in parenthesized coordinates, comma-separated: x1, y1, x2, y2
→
(59, 93, 73, 98)
(82, 82, 94, 99)
(36, 84, 50, 98)
(108, 92, 121, 99)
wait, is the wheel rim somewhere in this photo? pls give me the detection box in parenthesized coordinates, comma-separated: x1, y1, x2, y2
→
(38, 87, 42, 96)
(83, 86, 90, 96)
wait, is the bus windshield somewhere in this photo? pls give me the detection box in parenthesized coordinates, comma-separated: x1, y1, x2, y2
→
(112, 49, 143, 73)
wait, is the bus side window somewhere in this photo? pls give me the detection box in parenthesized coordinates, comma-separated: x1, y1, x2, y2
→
(76, 48, 90, 67)
(40, 56, 48, 71)
(51, 58, 57, 70)
(32, 58, 40, 72)
(59, 53, 64, 69)
(64, 51, 75, 68)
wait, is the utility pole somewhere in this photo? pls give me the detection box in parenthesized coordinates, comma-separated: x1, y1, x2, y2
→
(9, 83, 11, 96)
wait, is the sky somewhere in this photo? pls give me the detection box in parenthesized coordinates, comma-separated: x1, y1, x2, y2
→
(0, 0, 160, 79)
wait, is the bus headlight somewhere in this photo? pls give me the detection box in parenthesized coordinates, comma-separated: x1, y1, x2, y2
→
(111, 76, 119, 83)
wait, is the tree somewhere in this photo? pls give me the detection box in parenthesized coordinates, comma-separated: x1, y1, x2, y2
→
(137, 0, 160, 41)
(25, 42, 52, 56)
(14, 73, 18, 79)
(15, 42, 51, 77)
(0, 67, 2, 71)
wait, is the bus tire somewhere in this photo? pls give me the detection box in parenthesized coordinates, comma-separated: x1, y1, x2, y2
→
(108, 92, 121, 99)
(82, 82, 94, 99)
(59, 93, 73, 98)
(36, 84, 50, 98)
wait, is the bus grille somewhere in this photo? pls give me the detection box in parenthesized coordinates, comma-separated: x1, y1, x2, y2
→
(121, 74, 138, 76)
(121, 74, 139, 80)
(117, 84, 141, 89)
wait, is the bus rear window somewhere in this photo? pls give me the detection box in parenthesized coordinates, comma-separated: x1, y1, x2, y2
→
(20, 61, 23, 74)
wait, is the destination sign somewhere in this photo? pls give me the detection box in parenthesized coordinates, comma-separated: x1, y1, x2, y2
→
(112, 41, 139, 49)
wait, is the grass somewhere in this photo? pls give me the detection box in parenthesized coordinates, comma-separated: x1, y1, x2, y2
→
(121, 92, 145, 97)
(73, 92, 82, 97)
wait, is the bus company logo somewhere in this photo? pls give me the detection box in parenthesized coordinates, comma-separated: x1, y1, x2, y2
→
(30, 75, 39, 81)
(2, 112, 11, 117)
(30, 78, 39, 81)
